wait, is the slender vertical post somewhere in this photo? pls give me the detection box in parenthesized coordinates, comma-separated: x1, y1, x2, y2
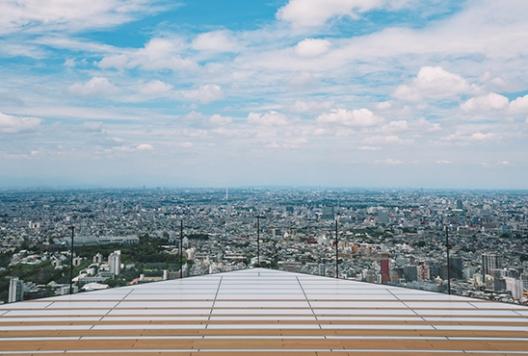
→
(335, 220, 338, 279)
(257, 216, 260, 267)
(180, 220, 183, 279)
(69, 226, 74, 295)
(445, 226, 451, 295)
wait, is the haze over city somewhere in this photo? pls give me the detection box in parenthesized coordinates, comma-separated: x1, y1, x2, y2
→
(1, 0, 528, 189)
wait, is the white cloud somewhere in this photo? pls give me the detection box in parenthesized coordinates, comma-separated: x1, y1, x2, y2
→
(248, 112, 289, 126)
(363, 135, 413, 144)
(375, 159, 404, 165)
(183, 84, 223, 103)
(381, 117, 440, 133)
(178, 142, 193, 148)
(138, 80, 173, 97)
(111, 137, 124, 143)
(471, 132, 496, 141)
(134, 37, 197, 72)
(99, 54, 130, 70)
(415, 118, 441, 132)
(393, 66, 472, 102)
(67, 77, 118, 97)
(291, 100, 334, 114)
(182, 129, 208, 139)
(136, 143, 154, 151)
(266, 138, 308, 149)
(510, 94, 528, 114)
(192, 31, 240, 52)
(0, 0, 168, 35)
(64, 58, 76, 67)
(461, 93, 509, 112)
(375, 101, 391, 110)
(359, 146, 382, 151)
(436, 160, 451, 165)
(79, 121, 103, 133)
(294, 38, 331, 57)
(182, 111, 203, 121)
(112, 145, 134, 152)
(209, 114, 232, 126)
(316, 108, 384, 127)
(380, 120, 409, 132)
(443, 131, 498, 142)
(286, 72, 317, 88)
(0, 112, 42, 133)
(277, 0, 411, 28)
(98, 38, 198, 72)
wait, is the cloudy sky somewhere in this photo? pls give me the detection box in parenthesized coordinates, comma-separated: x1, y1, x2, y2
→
(1, 0, 527, 189)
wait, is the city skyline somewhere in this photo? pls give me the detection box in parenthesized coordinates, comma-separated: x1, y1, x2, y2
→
(1, 0, 528, 189)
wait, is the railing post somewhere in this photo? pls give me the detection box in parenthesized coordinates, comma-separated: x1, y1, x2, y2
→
(180, 220, 183, 279)
(335, 220, 338, 279)
(69, 226, 74, 295)
(257, 216, 260, 267)
(445, 226, 451, 295)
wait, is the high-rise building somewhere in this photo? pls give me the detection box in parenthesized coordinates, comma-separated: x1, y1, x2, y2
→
(8, 277, 23, 303)
(482, 253, 500, 277)
(428, 261, 445, 279)
(379, 252, 390, 283)
(449, 256, 464, 280)
(378, 211, 389, 224)
(521, 273, 528, 292)
(318, 263, 326, 276)
(93, 253, 103, 264)
(321, 206, 334, 220)
(403, 265, 417, 282)
(109, 250, 121, 276)
(417, 262, 430, 282)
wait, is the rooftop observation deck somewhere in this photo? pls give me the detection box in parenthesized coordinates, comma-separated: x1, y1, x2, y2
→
(1, 268, 528, 355)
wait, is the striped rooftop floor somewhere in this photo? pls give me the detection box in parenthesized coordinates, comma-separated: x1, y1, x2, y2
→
(1, 268, 528, 355)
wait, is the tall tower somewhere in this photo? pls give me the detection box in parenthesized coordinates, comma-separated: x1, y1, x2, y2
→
(8, 278, 23, 303)
(109, 251, 121, 276)
(482, 253, 500, 277)
(379, 252, 390, 283)
(449, 256, 464, 280)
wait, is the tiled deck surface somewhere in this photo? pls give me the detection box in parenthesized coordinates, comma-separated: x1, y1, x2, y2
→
(1, 268, 527, 355)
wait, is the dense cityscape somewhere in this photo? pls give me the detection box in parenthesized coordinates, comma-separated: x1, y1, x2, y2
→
(1, 188, 527, 305)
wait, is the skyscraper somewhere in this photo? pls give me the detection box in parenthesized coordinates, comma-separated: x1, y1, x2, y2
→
(379, 252, 390, 283)
(8, 277, 23, 303)
(321, 206, 334, 220)
(482, 253, 500, 277)
(109, 250, 121, 276)
(449, 256, 464, 280)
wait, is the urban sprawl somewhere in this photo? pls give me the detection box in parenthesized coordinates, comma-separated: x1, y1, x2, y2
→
(1, 188, 527, 305)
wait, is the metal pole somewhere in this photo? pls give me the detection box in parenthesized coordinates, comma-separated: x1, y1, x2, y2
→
(445, 226, 451, 295)
(335, 220, 338, 279)
(257, 216, 260, 267)
(69, 226, 74, 295)
(180, 220, 183, 279)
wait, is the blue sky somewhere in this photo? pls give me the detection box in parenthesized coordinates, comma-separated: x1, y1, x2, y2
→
(1, 0, 528, 189)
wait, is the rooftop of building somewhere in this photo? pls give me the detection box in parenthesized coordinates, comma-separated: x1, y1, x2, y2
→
(1, 268, 528, 355)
